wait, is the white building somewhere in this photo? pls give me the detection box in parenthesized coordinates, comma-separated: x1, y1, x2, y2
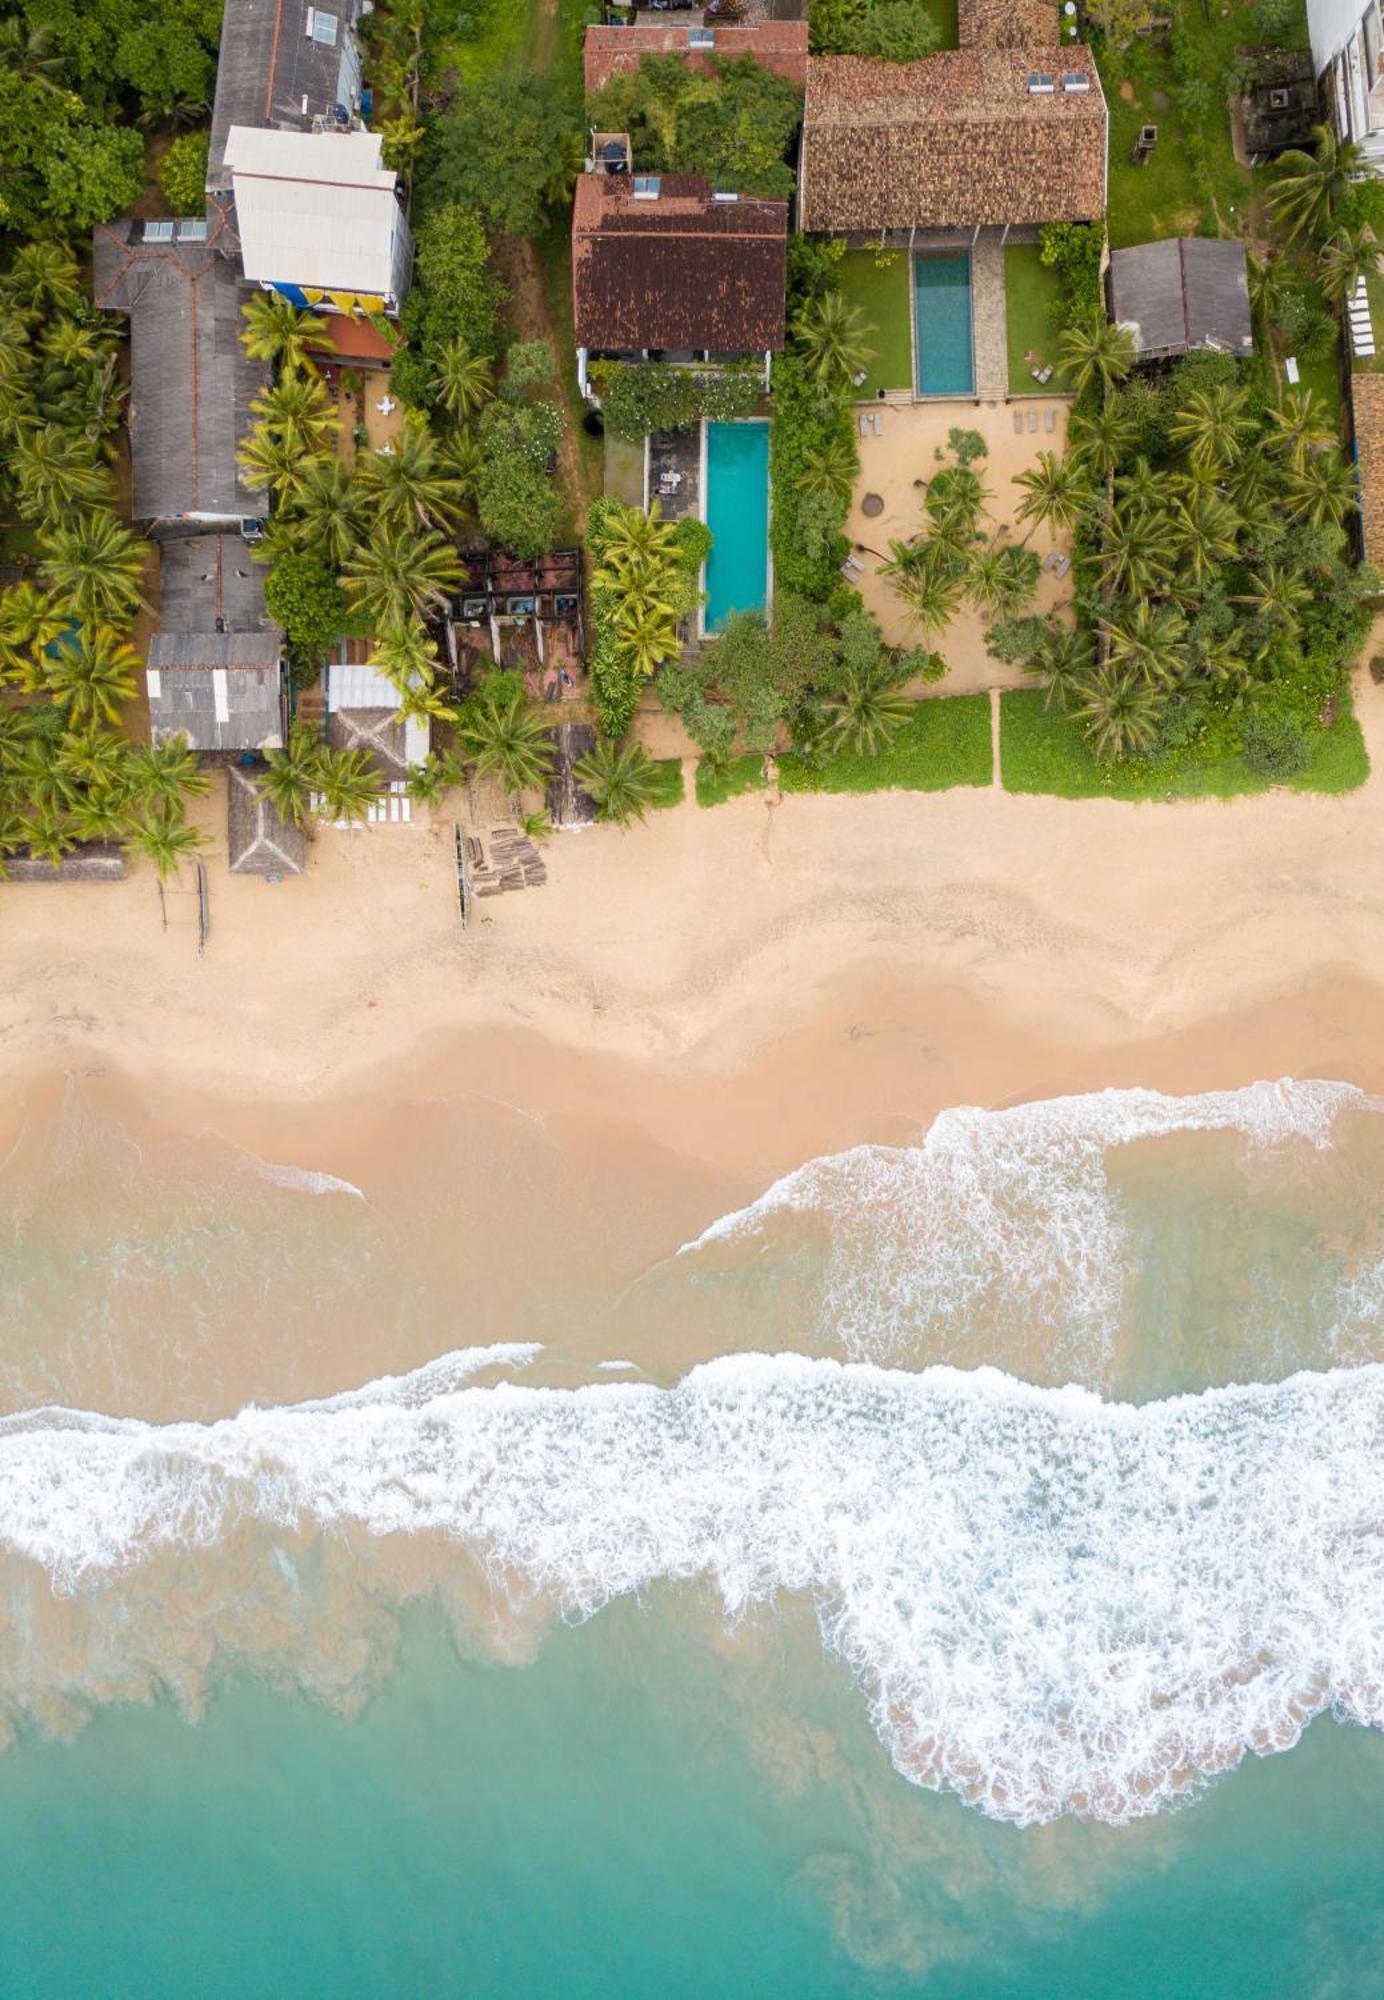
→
(1308, 0, 1384, 161)
(224, 127, 415, 315)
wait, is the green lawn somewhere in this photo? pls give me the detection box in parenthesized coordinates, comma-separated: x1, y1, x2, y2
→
(1004, 243, 1064, 397)
(835, 249, 913, 400)
(696, 754, 766, 808)
(921, 0, 959, 47)
(648, 757, 685, 810)
(1000, 689, 1369, 800)
(778, 694, 992, 794)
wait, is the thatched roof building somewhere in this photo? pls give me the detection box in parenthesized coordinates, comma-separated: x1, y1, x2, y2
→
(573, 173, 787, 357)
(798, 50, 1107, 234)
(227, 765, 305, 876)
(3, 846, 125, 884)
(1107, 238, 1253, 363)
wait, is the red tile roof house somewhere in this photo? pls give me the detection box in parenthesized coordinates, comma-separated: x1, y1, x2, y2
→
(571, 168, 788, 401)
(582, 20, 809, 98)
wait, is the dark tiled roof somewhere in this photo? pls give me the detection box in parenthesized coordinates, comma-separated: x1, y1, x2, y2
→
(227, 765, 306, 874)
(583, 22, 808, 97)
(92, 213, 266, 523)
(799, 50, 1107, 233)
(1108, 238, 1253, 361)
(959, 0, 1058, 46)
(572, 173, 787, 353)
(209, 0, 363, 190)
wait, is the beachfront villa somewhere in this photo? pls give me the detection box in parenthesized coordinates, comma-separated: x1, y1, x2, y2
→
(797, 31, 1107, 403)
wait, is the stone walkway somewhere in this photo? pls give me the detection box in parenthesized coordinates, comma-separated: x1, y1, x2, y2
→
(971, 229, 1009, 404)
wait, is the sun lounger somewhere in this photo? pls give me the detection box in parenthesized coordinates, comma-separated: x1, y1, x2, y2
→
(1051, 552, 1072, 579)
(1044, 407, 1056, 432)
(1030, 365, 1045, 382)
(1027, 409, 1039, 432)
(852, 369, 868, 387)
(871, 411, 884, 435)
(1284, 355, 1300, 384)
(1042, 550, 1060, 572)
(1013, 409, 1025, 434)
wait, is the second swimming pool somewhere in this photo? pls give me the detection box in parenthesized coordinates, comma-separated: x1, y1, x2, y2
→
(914, 253, 975, 397)
(703, 420, 770, 631)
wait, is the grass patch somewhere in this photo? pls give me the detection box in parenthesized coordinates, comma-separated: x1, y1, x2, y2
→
(778, 695, 992, 794)
(921, 0, 960, 47)
(532, 221, 603, 526)
(696, 754, 766, 808)
(835, 248, 913, 399)
(1004, 242, 1064, 397)
(1000, 689, 1369, 800)
(648, 757, 685, 810)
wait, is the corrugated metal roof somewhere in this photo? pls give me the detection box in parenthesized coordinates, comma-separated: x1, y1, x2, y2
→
(227, 129, 409, 298)
(209, 0, 364, 191)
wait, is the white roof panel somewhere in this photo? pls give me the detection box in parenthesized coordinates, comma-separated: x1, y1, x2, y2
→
(227, 126, 404, 296)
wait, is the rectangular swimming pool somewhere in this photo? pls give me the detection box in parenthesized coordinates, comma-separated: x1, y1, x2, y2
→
(703, 419, 770, 632)
(914, 253, 975, 397)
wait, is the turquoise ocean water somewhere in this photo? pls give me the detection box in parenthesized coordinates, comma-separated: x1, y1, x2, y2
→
(1, 1078, 1383, 1996)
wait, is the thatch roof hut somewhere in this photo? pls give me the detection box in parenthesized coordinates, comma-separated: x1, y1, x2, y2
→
(227, 765, 306, 877)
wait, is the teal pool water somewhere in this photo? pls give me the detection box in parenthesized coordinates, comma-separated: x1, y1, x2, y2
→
(703, 419, 770, 630)
(914, 254, 975, 397)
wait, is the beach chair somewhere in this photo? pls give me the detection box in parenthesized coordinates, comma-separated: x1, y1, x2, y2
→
(1052, 553, 1072, 580)
(858, 412, 870, 437)
(1027, 409, 1039, 432)
(1013, 409, 1025, 434)
(1044, 407, 1056, 432)
(1042, 550, 1060, 572)
(1284, 355, 1300, 385)
(871, 411, 884, 436)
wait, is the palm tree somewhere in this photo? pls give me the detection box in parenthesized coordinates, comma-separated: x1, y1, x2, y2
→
(125, 805, 205, 878)
(454, 678, 556, 801)
(127, 735, 210, 812)
(19, 803, 77, 867)
(342, 523, 462, 628)
(55, 724, 134, 798)
(595, 501, 679, 569)
(250, 372, 338, 450)
(1014, 450, 1093, 540)
(1023, 623, 1092, 711)
(1319, 223, 1382, 306)
(289, 458, 370, 568)
(796, 434, 858, 506)
(967, 542, 1040, 621)
(238, 422, 329, 504)
(573, 735, 663, 827)
(1066, 402, 1140, 483)
(357, 423, 467, 532)
(1091, 506, 1176, 599)
(791, 291, 875, 391)
(43, 629, 139, 727)
(240, 293, 329, 373)
(823, 660, 912, 758)
(7, 242, 81, 322)
(613, 600, 680, 678)
(261, 725, 325, 828)
(1265, 388, 1336, 473)
(923, 465, 989, 533)
(1099, 600, 1190, 690)
(1246, 252, 1292, 339)
(1236, 563, 1312, 650)
(1058, 317, 1135, 401)
(1166, 384, 1256, 473)
(39, 512, 148, 628)
(1286, 450, 1358, 527)
(313, 746, 380, 823)
(1073, 668, 1164, 762)
(1169, 491, 1242, 590)
(880, 542, 967, 638)
(437, 428, 484, 519)
(0, 581, 67, 688)
(1267, 124, 1364, 244)
(369, 618, 441, 696)
(11, 425, 113, 519)
(0, 16, 64, 92)
(405, 752, 462, 807)
(433, 337, 494, 422)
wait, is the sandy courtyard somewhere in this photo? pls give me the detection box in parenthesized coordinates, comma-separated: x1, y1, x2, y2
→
(845, 398, 1074, 690)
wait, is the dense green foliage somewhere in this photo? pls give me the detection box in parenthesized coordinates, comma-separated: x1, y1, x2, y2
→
(587, 55, 801, 201)
(263, 553, 350, 668)
(586, 499, 708, 737)
(1038, 222, 1104, 328)
(394, 204, 506, 409)
(777, 693, 992, 794)
(695, 753, 766, 808)
(424, 71, 577, 237)
(593, 363, 761, 443)
(769, 353, 857, 602)
(157, 131, 210, 216)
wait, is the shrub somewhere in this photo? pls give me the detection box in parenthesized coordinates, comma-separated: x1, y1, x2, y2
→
(474, 400, 564, 557)
(1039, 222, 1104, 327)
(263, 552, 348, 666)
(594, 362, 760, 441)
(588, 54, 801, 200)
(769, 353, 856, 602)
(158, 132, 209, 216)
(395, 203, 505, 410)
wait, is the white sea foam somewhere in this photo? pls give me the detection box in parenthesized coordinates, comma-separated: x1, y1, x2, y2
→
(681, 1080, 1370, 1371)
(0, 1346, 1380, 1826)
(255, 1162, 367, 1201)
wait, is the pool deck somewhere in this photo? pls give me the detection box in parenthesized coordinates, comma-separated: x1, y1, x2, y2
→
(646, 429, 701, 524)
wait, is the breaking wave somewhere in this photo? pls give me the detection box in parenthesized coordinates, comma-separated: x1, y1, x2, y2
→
(0, 1346, 1381, 1826)
(682, 1079, 1371, 1372)
(254, 1162, 367, 1201)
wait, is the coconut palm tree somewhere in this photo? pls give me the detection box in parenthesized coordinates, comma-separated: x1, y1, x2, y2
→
(369, 618, 442, 697)
(357, 423, 468, 532)
(0, 581, 68, 688)
(261, 725, 326, 828)
(405, 752, 461, 807)
(1264, 387, 1336, 473)
(791, 290, 875, 391)
(1267, 124, 1364, 244)
(573, 735, 663, 828)
(0, 15, 64, 92)
(1236, 563, 1313, 649)
(880, 541, 967, 639)
(236, 424, 324, 505)
(1194, 629, 1253, 696)
(341, 522, 463, 628)
(613, 599, 681, 678)
(1319, 223, 1382, 306)
(1015, 450, 1093, 540)
(1066, 401, 1140, 484)
(433, 337, 494, 423)
(1169, 491, 1242, 590)
(595, 501, 679, 569)
(1166, 384, 1256, 473)
(289, 457, 370, 568)
(967, 542, 1040, 621)
(1023, 623, 1092, 711)
(1073, 667, 1164, 762)
(125, 804, 205, 877)
(43, 629, 140, 727)
(1090, 506, 1177, 600)
(437, 427, 484, 520)
(923, 465, 989, 533)
(19, 802, 77, 867)
(1058, 317, 1135, 402)
(823, 659, 912, 758)
(39, 513, 148, 629)
(240, 293, 329, 373)
(55, 724, 133, 799)
(127, 734, 210, 812)
(6, 242, 81, 322)
(1286, 449, 1358, 527)
(41, 318, 109, 372)
(1099, 599, 1190, 690)
(313, 746, 380, 823)
(455, 678, 556, 801)
(1246, 252, 1292, 339)
(395, 677, 456, 727)
(796, 434, 858, 506)
(11, 425, 113, 520)
(250, 371, 338, 450)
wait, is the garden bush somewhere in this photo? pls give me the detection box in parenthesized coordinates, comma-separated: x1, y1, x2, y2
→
(157, 132, 209, 216)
